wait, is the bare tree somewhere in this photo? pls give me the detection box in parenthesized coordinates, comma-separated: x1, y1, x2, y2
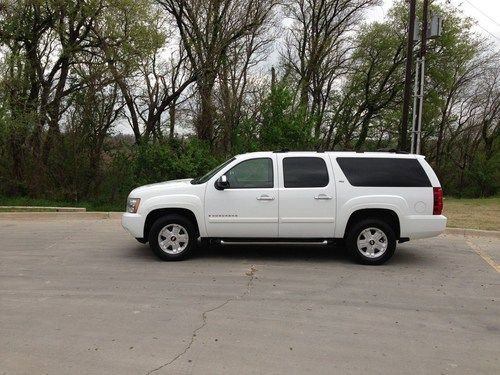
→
(282, 0, 380, 140)
(0, 0, 106, 161)
(135, 45, 194, 141)
(445, 54, 500, 162)
(215, 19, 275, 152)
(92, 2, 196, 143)
(476, 60, 500, 160)
(344, 24, 404, 150)
(158, 0, 278, 143)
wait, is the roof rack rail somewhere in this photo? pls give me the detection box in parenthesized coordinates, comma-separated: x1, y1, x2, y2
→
(273, 149, 326, 153)
(376, 148, 409, 154)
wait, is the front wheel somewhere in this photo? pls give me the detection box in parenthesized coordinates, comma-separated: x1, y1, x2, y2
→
(346, 219, 396, 265)
(148, 214, 197, 261)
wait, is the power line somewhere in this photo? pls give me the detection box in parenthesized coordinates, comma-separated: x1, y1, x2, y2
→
(464, 0, 500, 29)
(449, 0, 500, 42)
(476, 23, 500, 42)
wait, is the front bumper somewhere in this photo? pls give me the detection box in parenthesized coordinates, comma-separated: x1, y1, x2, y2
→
(122, 213, 145, 238)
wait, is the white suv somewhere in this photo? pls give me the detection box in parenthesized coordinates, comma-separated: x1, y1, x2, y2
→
(122, 151, 446, 264)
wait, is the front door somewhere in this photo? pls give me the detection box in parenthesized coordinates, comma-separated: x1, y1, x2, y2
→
(205, 156, 279, 238)
(277, 154, 336, 238)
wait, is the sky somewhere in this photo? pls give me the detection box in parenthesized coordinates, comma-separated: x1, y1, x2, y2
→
(368, 0, 500, 47)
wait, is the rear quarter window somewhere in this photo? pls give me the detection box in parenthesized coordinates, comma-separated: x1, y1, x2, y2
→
(336, 157, 431, 187)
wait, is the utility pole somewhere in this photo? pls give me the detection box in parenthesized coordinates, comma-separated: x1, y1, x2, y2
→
(410, 1, 442, 154)
(400, 0, 417, 152)
(411, 0, 429, 154)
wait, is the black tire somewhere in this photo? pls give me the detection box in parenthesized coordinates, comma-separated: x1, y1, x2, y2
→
(148, 214, 197, 261)
(346, 218, 396, 265)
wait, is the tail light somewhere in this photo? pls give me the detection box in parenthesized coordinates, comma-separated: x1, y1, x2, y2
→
(433, 187, 443, 215)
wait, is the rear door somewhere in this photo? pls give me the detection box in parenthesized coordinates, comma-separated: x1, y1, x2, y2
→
(277, 154, 336, 238)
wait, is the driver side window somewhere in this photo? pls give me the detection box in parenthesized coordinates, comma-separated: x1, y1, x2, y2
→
(226, 158, 273, 189)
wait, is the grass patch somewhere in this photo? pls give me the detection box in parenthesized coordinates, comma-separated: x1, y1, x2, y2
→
(444, 197, 500, 231)
(0, 196, 123, 212)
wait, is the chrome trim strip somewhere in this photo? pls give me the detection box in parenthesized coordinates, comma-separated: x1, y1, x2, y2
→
(220, 240, 328, 245)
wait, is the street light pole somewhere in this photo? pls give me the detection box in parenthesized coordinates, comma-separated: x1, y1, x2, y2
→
(400, 0, 417, 152)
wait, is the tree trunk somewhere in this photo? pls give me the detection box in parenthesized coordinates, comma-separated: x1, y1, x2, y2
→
(169, 104, 176, 139)
(197, 82, 215, 141)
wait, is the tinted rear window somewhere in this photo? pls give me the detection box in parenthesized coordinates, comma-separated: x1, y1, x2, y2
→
(336, 157, 431, 187)
(283, 157, 329, 188)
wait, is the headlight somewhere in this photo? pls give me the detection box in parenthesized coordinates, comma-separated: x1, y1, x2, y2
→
(126, 198, 141, 213)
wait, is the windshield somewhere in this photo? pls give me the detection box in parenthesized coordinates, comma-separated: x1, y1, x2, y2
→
(191, 157, 235, 185)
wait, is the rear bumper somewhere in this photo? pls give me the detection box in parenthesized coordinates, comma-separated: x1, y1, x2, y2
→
(122, 213, 145, 238)
(402, 215, 447, 240)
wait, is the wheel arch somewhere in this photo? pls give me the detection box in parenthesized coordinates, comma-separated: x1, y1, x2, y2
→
(144, 208, 200, 241)
(343, 208, 401, 240)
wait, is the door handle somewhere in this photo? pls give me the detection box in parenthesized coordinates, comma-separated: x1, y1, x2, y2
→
(257, 195, 275, 201)
(314, 194, 332, 200)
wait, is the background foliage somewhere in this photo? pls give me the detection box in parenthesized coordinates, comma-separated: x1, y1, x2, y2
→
(0, 0, 498, 209)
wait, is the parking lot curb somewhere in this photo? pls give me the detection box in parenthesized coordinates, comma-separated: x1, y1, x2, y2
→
(0, 211, 123, 220)
(445, 227, 500, 239)
(0, 206, 86, 212)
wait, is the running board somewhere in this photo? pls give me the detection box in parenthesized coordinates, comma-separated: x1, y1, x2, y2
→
(219, 240, 329, 246)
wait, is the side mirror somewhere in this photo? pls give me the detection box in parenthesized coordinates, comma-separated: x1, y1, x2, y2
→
(215, 175, 230, 190)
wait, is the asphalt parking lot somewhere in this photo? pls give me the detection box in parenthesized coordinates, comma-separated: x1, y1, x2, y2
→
(0, 217, 499, 375)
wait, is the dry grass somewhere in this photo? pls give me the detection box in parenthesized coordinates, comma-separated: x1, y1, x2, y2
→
(444, 197, 500, 231)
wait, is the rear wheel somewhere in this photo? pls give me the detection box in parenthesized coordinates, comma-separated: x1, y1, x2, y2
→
(346, 219, 396, 265)
(148, 214, 197, 261)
